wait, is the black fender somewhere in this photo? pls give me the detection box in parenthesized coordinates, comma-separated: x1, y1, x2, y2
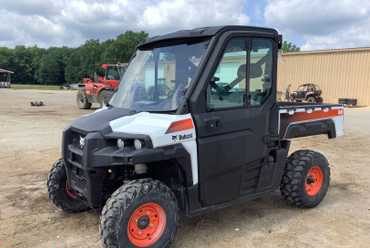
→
(284, 119, 336, 139)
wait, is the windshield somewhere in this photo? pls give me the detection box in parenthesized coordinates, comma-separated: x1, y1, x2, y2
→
(110, 39, 209, 112)
(106, 66, 121, 80)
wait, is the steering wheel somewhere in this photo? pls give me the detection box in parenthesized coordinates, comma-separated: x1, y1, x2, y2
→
(210, 82, 232, 100)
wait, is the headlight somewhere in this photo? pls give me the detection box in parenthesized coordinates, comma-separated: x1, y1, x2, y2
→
(117, 138, 125, 149)
(134, 139, 143, 150)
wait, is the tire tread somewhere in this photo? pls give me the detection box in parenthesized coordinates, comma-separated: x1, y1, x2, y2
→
(100, 179, 178, 248)
(281, 150, 330, 208)
(47, 159, 88, 213)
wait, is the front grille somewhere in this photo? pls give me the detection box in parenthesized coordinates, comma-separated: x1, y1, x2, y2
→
(70, 130, 86, 150)
(64, 128, 87, 168)
(71, 151, 83, 165)
(70, 166, 88, 193)
(66, 144, 84, 168)
(63, 128, 93, 200)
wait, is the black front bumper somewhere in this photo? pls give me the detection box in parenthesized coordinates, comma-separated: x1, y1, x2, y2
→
(62, 127, 193, 208)
(63, 128, 110, 208)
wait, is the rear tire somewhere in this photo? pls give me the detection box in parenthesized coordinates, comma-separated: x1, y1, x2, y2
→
(281, 150, 330, 208)
(77, 89, 92, 109)
(47, 159, 89, 213)
(100, 179, 178, 248)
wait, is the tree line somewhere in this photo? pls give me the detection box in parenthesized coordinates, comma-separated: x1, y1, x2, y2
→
(0, 31, 148, 85)
(282, 41, 300, 53)
(0, 30, 299, 85)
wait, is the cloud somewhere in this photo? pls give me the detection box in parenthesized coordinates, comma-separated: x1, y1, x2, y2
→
(0, 9, 68, 47)
(139, 0, 249, 34)
(265, 0, 370, 50)
(0, 0, 62, 16)
(0, 0, 249, 47)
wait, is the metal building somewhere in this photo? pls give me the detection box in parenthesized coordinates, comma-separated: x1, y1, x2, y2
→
(278, 47, 370, 106)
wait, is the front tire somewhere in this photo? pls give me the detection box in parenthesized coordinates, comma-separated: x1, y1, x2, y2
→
(100, 179, 178, 248)
(47, 159, 89, 213)
(281, 150, 330, 208)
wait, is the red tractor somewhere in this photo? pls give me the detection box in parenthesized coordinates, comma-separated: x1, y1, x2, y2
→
(76, 63, 127, 109)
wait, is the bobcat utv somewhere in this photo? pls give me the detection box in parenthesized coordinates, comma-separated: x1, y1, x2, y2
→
(47, 26, 344, 248)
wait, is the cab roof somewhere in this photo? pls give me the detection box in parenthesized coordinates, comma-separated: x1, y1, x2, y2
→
(138, 25, 280, 50)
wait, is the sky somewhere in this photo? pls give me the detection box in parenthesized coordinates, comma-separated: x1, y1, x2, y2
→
(0, 0, 370, 50)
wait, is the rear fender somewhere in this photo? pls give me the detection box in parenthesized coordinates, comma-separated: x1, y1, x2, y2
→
(285, 119, 336, 139)
(279, 106, 344, 139)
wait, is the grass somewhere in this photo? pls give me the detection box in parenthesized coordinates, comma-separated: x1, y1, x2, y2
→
(10, 84, 62, 90)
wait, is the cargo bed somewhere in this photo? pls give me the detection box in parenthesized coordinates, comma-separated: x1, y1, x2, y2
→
(277, 102, 344, 139)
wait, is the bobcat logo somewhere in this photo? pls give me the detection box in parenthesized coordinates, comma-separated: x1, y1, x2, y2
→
(79, 136, 86, 149)
(171, 133, 193, 141)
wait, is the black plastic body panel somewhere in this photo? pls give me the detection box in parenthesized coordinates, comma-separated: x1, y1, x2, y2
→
(185, 140, 289, 216)
(190, 31, 279, 207)
(62, 128, 194, 208)
(285, 119, 336, 139)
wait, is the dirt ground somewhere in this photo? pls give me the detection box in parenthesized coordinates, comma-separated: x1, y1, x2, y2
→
(0, 89, 369, 248)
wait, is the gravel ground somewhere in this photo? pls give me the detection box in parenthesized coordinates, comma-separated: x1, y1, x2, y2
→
(0, 89, 369, 248)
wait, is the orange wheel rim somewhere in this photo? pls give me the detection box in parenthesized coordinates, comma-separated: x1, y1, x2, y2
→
(127, 202, 166, 247)
(305, 166, 324, 196)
